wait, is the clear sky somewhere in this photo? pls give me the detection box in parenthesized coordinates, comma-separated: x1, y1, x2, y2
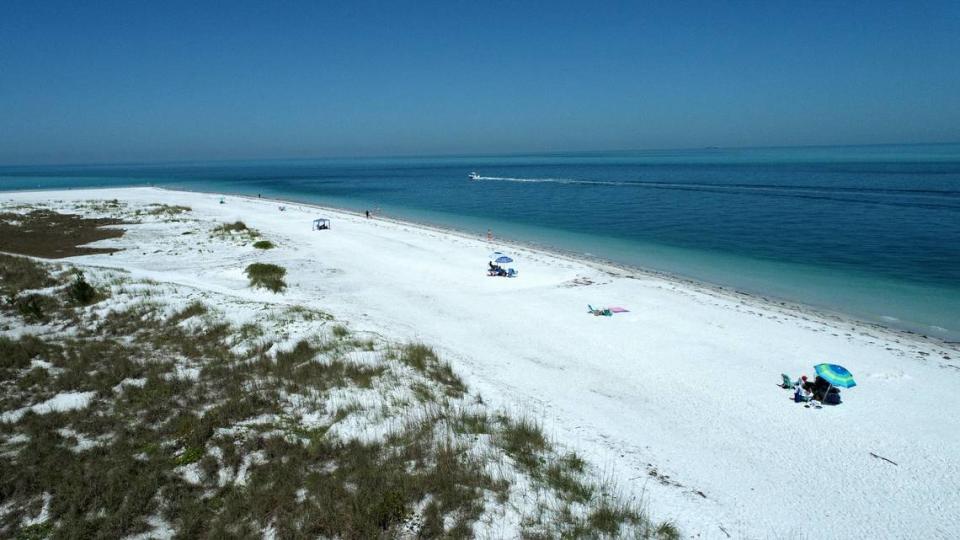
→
(1, 0, 959, 165)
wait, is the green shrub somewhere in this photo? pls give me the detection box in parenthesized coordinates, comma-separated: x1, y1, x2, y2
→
(244, 263, 286, 293)
(67, 271, 97, 305)
(252, 240, 274, 249)
(174, 447, 204, 466)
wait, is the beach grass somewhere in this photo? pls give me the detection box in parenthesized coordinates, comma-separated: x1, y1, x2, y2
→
(144, 203, 191, 216)
(0, 218, 676, 539)
(244, 263, 286, 292)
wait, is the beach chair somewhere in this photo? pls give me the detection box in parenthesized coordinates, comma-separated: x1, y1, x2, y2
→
(507, 268, 517, 278)
(587, 305, 612, 317)
(780, 373, 796, 389)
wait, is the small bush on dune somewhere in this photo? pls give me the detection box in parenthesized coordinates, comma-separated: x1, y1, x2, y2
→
(146, 204, 191, 216)
(244, 263, 286, 293)
(213, 221, 259, 237)
(67, 271, 98, 305)
(216, 221, 248, 233)
(252, 240, 274, 249)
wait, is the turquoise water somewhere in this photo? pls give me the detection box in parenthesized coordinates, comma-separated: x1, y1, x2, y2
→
(2, 144, 959, 340)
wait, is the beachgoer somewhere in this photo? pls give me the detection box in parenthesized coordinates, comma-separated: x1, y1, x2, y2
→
(365, 210, 370, 218)
(812, 376, 831, 401)
(801, 375, 814, 393)
(794, 383, 811, 402)
(487, 228, 493, 241)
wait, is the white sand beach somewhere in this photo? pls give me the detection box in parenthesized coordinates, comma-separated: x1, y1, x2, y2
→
(3, 187, 959, 539)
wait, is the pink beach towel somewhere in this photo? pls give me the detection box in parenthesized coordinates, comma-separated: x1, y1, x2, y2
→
(608, 307, 629, 313)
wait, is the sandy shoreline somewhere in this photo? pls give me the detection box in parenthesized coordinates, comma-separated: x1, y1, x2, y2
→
(161, 186, 959, 352)
(4, 187, 960, 538)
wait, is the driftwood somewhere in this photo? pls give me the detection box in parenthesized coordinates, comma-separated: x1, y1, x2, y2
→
(870, 452, 898, 466)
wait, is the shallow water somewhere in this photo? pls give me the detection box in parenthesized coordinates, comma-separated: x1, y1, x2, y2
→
(2, 143, 959, 339)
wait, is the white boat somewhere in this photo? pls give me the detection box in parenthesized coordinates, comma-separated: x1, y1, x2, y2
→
(468, 171, 480, 180)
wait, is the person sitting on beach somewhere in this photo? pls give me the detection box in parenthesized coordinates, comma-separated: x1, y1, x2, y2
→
(794, 382, 811, 402)
(811, 376, 831, 401)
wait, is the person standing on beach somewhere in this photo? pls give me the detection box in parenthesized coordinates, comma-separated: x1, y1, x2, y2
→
(487, 228, 493, 242)
(365, 210, 370, 219)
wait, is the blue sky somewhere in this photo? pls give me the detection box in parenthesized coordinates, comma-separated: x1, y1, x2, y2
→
(1, 0, 958, 164)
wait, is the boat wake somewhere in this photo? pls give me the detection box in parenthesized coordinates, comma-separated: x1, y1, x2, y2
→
(474, 175, 623, 186)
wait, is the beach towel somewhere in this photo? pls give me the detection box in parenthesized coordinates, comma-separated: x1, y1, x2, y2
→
(609, 307, 629, 313)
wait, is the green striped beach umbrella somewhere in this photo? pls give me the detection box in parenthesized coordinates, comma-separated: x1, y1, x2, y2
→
(814, 363, 856, 388)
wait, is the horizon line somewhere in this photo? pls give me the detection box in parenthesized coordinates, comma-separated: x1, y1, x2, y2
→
(1, 140, 959, 170)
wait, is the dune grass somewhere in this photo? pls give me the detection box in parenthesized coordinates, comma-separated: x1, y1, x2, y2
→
(212, 221, 261, 245)
(244, 263, 286, 293)
(0, 255, 677, 539)
(0, 253, 60, 295)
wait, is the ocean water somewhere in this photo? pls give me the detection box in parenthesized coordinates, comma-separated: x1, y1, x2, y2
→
(2, 144, 959, 340)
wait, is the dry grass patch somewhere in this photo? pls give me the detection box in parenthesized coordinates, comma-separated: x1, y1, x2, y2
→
(0, 210, 124, 258)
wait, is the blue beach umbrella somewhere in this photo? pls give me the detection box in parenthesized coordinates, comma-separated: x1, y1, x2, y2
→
(812, 363, 856, 405)
(495, 255, 513, 264)
(814, 363, 856, 388)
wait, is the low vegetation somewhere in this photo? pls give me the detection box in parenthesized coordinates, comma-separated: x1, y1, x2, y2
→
(0, 210, 124, 258)
(244, 263, 287, 293)
(211, 221, 263, 246)
(66, 271, 98, 305)
(0, 254, 60, 296)
(252, 240, 275, 249)
(144, 204, 191, 217)
(0, 210, 678, 538)
(0, 254, 104, 325)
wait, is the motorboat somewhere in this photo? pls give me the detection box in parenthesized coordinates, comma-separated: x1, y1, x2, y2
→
(468, 171, 480, 180)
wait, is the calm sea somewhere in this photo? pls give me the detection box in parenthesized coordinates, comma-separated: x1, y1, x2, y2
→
(2, 144, 959, 340)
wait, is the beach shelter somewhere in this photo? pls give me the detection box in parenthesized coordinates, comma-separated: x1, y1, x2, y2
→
(813, 363, 856, 404)
(312, 218, 331, 231)
(488, 251, 514, 264)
